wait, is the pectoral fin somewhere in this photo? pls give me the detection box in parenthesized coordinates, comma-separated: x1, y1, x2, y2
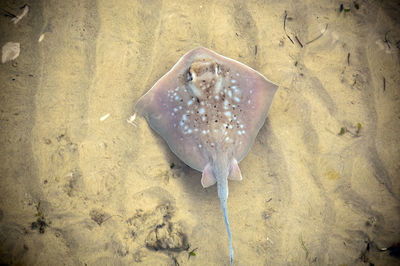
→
(228, 158, 242, 181)
(201, 163, 217, 188)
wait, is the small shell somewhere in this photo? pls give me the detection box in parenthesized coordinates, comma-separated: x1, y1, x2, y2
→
(1, 42, 20, 63)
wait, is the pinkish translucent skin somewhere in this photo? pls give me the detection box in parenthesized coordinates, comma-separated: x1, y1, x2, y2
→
(136, 47, 278, 172)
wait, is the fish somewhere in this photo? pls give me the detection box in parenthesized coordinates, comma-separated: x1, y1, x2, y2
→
(135, 47, 278, 264)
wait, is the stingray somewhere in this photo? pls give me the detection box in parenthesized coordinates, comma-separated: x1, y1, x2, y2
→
(135, 47, 278, 264)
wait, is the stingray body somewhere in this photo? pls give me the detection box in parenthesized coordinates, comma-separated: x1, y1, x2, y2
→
(135, 47, 278, 264)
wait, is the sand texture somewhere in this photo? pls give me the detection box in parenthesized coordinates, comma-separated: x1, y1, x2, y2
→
(1, 0, 400, 265)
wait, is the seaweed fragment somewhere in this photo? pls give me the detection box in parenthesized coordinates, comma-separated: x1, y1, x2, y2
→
(31, 201, 49, 234)
(305, 24, 328, 45)
(383, 77, 386, 92)
(339, 3, 352, 12)
(283, 11, 326, 47)
(338, 123, 362, 137)
(299, 235, 309, 259)
(338, 127, 347, 136)
(356, 123, 362, 134)
(188, 247, 198, 259)
(283, 11, 294, 44)
(295, 36, 303, 48)
(31, 217, 48, 234)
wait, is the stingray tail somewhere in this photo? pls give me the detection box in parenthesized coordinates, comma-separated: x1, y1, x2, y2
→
(218, 180, 234, 265)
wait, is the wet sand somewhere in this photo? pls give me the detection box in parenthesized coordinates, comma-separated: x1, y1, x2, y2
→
(0, 0, 399, 265)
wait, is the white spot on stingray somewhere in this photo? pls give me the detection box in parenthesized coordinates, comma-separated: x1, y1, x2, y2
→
(202, 116, 206, 121)
(187, 129, 192, 133)
(199, 108, 205, 114)
(236, 73, 240, 77)
(224, 111, 231, 117)
(215, 95, 220, 100)
(231, 79, 236, 84)
(248, 99, 251, 104)
(173, 108, 178, 112)
(229, 124, 233, 129)
(210, 143, 215, 147)
(179, 121, 184, 127)
(184, 125, 188, 130)
(171, 112, 175, 116)
(175, 87, 179, 91)
(224, 100, 229, 106)
(238, 131, 242, 135)
(234, 97, 240, 102)
(231, 86, 237, 90)
(187, 100, 193, 106)
(179, 106, 183, 110)
(250, 90, 253, 94)
(194, 128, 199, 132)
(175, 96, 179, 100)
(227, 90, 232, 98)
(202, 130, 207, 134)
(198, 144, 202, 148)
(182, 114, 187, 121)
(225, 137, 230, 142)
(240, 124, 244, 128)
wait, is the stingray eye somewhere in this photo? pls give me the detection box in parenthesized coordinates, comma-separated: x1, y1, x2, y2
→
(187, 69, 193, 81)
(215, 63, 221, 75)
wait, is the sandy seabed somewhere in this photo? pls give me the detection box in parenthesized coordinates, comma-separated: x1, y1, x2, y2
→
(1, 0, 400, 265)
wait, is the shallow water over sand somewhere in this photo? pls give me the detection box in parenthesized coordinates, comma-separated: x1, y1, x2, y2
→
(0, 0, 399, 265)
